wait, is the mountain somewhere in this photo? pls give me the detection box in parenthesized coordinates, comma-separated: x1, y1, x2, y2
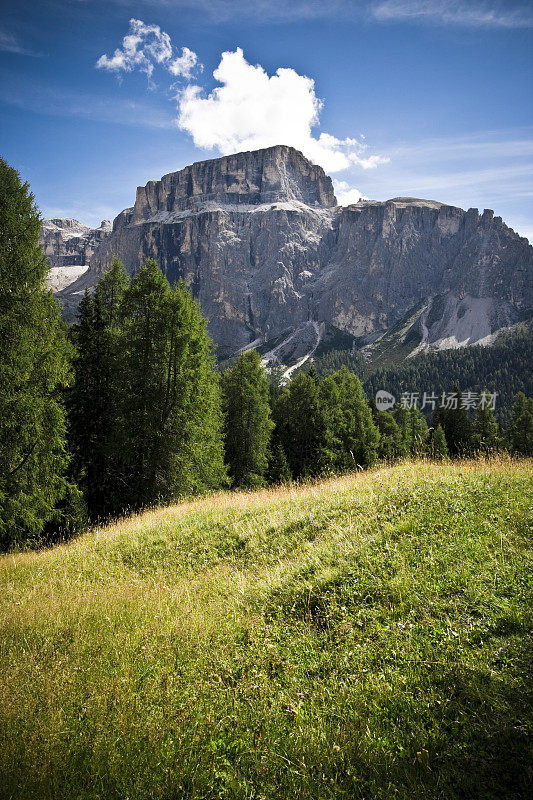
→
(41, 218, 112, 316)
(41, 145, 533, 364)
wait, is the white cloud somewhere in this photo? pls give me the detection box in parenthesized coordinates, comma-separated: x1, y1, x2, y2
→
(0, 27, 37, 56)
(96, 18, 200, 81)
(177, 48, 389, 173)
(96, 25, 388, 174)
(102, 1, 533, 28)
(333, 180, 365, 205)
(168, 46, 200, 79)
(371, 0, 533, 28)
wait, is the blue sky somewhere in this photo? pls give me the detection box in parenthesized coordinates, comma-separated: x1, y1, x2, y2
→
(1, 0, 532, 240)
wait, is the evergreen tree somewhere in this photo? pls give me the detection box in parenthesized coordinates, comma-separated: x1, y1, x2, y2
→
(316, 375, 344, 471)
(221, 349, 273, 488)
(393, 407, 412, 457)
(166, 281, 228, 496)
(375, 411, 403, 461)
(471, 392, 501, 453)
(267, 441, 292, 485)
(0, 158, 74, 548)
(429, 424, 448, 459)
(508, 392, 533, 456)
(433, 384, 472, 456)
(409, 407, 429, 456)
(120, 261, 226, 507)
(319, 367, 380, 470)
(273, 371, 327, 479)
(69, 258, 130, 519)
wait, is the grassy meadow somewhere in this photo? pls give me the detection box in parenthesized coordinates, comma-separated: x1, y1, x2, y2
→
(1, 458, 532, 799)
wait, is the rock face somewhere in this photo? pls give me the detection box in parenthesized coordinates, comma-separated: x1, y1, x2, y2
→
(46, 145, 533, 363)
(40, 218, 112, 269)
(40, 218, 112, 317)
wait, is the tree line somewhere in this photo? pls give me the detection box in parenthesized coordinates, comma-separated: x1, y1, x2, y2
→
(1, 158, 532, 549)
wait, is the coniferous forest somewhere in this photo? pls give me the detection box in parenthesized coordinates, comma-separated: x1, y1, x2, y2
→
(1, 158, 533, 550)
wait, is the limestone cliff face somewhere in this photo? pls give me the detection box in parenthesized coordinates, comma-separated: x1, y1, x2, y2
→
(40, 218, 111, 269)
(46, 146, 533, 362)
(312, 199, 532, 345)
(126, 145, 336, 224)
(40, 218, 112, 317)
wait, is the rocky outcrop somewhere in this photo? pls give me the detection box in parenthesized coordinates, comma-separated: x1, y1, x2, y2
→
(40, 218, 112, 317)
(44, 146, 533, 363)
(40, 218, 111, 269)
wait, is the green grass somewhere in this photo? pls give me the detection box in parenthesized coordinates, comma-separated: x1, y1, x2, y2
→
(1, 459, 532, 799)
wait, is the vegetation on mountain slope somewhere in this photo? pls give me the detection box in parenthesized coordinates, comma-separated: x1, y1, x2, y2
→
(1, 459, 531, 799)
(309, 321, 533, 424)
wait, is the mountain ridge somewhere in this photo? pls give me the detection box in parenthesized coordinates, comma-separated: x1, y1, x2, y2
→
(41, 145, 533, 364)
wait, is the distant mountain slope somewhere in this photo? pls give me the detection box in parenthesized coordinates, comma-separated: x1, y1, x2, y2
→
(308, 321, 532, 423)
(41, 145, 533, 362)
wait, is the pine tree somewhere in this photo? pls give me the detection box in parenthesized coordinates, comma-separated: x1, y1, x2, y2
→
(68, 258, 130, 519)
(508, 392, 533, 456)
(221, 349, 274, 488)
(429, 424, 448, 459)
(0, 158, 74, 548)
(472, 392, 501, 454)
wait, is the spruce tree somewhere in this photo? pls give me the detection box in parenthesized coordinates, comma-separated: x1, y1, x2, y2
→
(319, 367, 380, 470)
(472, 392, 501, 454)
(316, 375, 344, 471)
(508, 392, 533, 456)
(375, 411, 403, 461)
(164, 280, 227, 496)
(273, 371, 326, 479)
(433, 384, 472, 456)
(267, 441, 292, 485)
(429, 424, 448, 459)
(409, 407, 429, 456)
(221, 349, 273, 488)
(69, 258, 130, 519)
(120, 262, 226, 507)
(393, 407, 412, 457)
(0, 158, 73, 548)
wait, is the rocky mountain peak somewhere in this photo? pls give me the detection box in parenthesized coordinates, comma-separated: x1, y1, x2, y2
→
(129, 145, 337, 225)
(42, 146, 532, 366)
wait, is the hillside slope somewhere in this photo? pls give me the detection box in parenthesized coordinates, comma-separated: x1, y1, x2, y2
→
(1, 459, 531, 799)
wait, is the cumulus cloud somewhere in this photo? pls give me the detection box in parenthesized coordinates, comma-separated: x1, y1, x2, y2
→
(333, 180, 365, 205)
(96, 18, 200, 80)
(96, 25, 388, 175)
(168, 46, 199, 79)
(177, 48, 389, 173)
